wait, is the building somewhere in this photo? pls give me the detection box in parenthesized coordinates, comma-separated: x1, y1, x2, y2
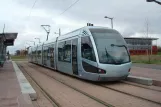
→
(0, 33, 17, 66)
(124, 37, 158, 55)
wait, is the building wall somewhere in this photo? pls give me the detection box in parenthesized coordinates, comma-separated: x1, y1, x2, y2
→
(124, 38, 157, 55)
(0, 37, 6, 64)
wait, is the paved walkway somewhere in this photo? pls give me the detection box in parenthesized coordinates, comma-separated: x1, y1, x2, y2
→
(133, 63, 161, 70)
(131, 66, 161, 81)
(0, 61, 33, 107)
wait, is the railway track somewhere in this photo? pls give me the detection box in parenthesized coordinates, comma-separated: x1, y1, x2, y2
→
(99, 84, 161, 105)
(18, 64, 60, 107)
(120, 80, 161, 92)
(19, 62, 161, 107)
(18, 63, 113, 107)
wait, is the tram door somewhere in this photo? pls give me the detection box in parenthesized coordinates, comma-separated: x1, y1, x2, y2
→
(50, 44, 55, 68)
(43, 46, 47, 66)
(72, 38, 78, 75)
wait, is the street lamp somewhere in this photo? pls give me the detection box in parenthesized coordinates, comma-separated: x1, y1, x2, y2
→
(41, 25, 50, 41)
(104, 16, 114, 29)
(35, 38, 41, 44)
(146, 0, 161, 5)
(54, 28, 61, 36)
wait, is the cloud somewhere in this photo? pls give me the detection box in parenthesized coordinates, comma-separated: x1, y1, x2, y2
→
(0, 0, 161, 54)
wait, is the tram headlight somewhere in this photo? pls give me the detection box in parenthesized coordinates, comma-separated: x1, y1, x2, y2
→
(98, 68, 106, 74)
(128, 68, 131, 72)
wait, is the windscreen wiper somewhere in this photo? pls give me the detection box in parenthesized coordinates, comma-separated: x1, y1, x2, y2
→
(111, 44, 127, 49)
(111, 44, 131, 62)
(105, 47, 116, 64)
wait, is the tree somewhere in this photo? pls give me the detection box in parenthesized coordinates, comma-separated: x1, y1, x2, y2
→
(158, 46, 161, 52)
(15, 50, 20, 55)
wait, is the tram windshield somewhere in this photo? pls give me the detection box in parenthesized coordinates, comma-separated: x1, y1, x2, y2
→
(90, 29, 130, 64)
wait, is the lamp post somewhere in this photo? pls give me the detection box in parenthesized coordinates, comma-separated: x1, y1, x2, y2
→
(35, 38, 41, 44)
(54, 28, 61, 36)
(41, 25, 50, 41)
(104, 16, 114, 29)
(146, 0, 161, 5)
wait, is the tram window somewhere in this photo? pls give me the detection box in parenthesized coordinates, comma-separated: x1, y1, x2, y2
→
(72, 39, 77, 59)
(58, 41, 71, 62)
(81, 36, 96, 61)
(64, 40, 71, 62)
(58, 42, 64, 61)
(47, 46, 50, 60)
(50, 45, 54, 59)
(43, 46, 48, 59)
(37, 47, 40, 59)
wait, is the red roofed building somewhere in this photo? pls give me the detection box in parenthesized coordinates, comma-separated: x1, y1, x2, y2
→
(124, 37, 158, 55)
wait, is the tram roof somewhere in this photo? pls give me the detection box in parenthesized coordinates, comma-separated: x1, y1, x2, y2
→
(40, 26, 119, 46)
(57, 26, 114, 41)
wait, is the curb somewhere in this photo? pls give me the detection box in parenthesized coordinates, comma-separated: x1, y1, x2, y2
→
(153, 80, 161, 87)
(12, 61, 37, 101)
(127, 75, 161, 87)
(126, 75, 153, 86)
(18, 94, 34, 107)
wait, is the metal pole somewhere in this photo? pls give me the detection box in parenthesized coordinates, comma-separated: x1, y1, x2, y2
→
(111, 18, 113, 29)
(59, 28, 61, 36)
(3, 24, 5, 33)
(46, 32, 49, 41)
(104, 16, 114, 29)
(41, 25, 50, 41)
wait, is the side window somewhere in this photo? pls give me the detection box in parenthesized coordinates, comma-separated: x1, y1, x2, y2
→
(47, 46, 50, 60)
(37, 47, 40, 59)
(43, 46, 48, 59)
(72, 39, 78, 60)
(58, 42, 64, 61)
(64, 40, 71, 62)
(50, 44, 54, 59)
(81, 36, 96, 61)
(58, 41, 71, 62)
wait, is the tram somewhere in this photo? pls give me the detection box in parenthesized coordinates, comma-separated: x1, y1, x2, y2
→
(28, 26, 132, 81)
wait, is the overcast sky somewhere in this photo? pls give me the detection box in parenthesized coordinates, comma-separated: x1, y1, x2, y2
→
(0, 0, 161, 54)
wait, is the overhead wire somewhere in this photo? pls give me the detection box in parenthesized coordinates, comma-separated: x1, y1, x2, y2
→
(28, 0, 80, 18)
(27, 0, 80, 37)
(59, 0, 80, 16)
(28, 0, 38, 17)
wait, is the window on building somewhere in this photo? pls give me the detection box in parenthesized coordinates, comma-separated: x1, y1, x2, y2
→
(81, 36, 96, 61)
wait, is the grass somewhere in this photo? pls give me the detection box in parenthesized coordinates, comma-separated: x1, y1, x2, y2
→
(11, 54, 161, 64)
(131, 55, 161, 64)
(11, 55, 27, 61)
(157, 52, 161, 55)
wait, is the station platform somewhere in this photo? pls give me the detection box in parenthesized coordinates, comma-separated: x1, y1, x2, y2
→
(0, 61, 33, 107)
(131, 66, 161, 86)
